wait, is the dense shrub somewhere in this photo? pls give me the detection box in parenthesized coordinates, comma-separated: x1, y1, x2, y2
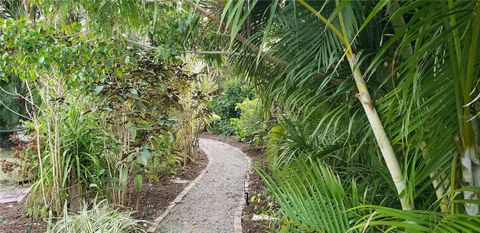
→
(0, 78, 25, 129)
(144, 131, 182, 181)
(0, 18, 212, 216)
(208, 78, 253, 135)
(230, 98, 268, 145)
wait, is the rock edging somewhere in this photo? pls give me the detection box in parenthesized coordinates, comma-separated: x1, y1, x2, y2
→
(212, 140, 252, 233)
(147, 147, 212, 233)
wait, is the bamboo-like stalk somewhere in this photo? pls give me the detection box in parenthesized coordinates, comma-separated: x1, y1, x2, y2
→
(386, 1, 413, 58)
(472, 118, 480, 188)
(298, 0, 413, 210)
(25, 80, 48, 206)
(349, 54, 413, 210)
(22, 0, 30, 18)
(453, 0, 480, 215)
(54, 78, 63, 213)
(461, 147, 478, 215)
(447, 0, 464, 214)
(43, 78, 59, 211)
(34, 73, 66, 214)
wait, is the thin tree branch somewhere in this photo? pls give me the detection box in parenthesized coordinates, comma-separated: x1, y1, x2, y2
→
(183, 50, 230, 55)
(123, 37, 237, 55)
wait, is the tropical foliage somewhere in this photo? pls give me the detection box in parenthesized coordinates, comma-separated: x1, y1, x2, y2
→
(0, 0, 216, 227)
(230, 98, 268, 145)
(2, 0, 480, 232)
(211, 0, 480, 231)
(208, 77, 254, 135)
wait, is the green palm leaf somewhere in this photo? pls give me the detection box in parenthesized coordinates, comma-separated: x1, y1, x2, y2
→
(259, 159, 361, 232)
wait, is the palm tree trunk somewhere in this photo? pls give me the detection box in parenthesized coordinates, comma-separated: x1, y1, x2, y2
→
(348, 53, 413, 210)
(22, 0, 29, 18)
(472, 118, 480, 188)
(386, 1, 413, 58)
(461, 146, 479, 215)
(298, 0, 413, 210)
(458, 0, 480, 215)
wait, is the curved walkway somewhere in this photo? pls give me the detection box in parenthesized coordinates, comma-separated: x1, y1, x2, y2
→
(155, 138, 249, 233)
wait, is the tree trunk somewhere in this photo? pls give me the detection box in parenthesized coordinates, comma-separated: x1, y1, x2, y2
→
(386, 1, 413, 58)
(348, 53, 413, 210)
(461, 146, 479, 215)
(69, 166, 81, 213)
(22, 0, 30, 17)
(296, 0, 413, 210)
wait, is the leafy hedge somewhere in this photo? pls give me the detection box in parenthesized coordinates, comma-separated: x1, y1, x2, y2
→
(208, 78, 253, 135)
(230, 98, 268, 145)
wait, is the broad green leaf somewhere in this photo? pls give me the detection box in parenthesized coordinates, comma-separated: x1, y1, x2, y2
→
(137, 148, 152, 166)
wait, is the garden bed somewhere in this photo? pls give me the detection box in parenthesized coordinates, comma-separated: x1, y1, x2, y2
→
(0, 197, 47, 233)
(201, 133, 272, 233)
(0, 148, 208, 233)
(126, 148, 208, 221)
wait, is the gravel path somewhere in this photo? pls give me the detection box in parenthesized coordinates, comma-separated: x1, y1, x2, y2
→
(156, 138, 249, 233)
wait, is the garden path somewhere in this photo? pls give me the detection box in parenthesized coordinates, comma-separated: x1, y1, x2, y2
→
(0, 187, 29, 204)
(154, 138, 249, 233)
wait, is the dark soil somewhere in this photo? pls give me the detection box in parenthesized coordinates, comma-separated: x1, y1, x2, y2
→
(0, 200, 47, 233)
(0, 148, 208, 233)
(126, 148, 208, 221)
(201, 133, 272, 233)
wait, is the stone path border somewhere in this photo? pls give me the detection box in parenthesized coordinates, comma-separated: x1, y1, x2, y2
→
(146, 138, 251, 233)
(0, 187, 30, 204)
(147, 147, 213, 233)
(212, 140, 252, 233)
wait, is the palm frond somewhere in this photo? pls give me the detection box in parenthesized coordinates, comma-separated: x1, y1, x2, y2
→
(259, 159, 361, 232)
(351, 205, 480, 233)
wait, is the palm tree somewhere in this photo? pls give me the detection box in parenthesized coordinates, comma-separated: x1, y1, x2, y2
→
(190, 0, 480, 220)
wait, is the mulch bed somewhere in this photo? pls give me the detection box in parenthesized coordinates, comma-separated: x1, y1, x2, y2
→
(126, 148, 208, 221)
(0, 199, 47, 233)
(201, 133, 272, 233)
(0, 148, 208, 233)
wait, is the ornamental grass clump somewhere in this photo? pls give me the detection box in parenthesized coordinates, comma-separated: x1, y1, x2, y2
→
(48, 200, 146, 233)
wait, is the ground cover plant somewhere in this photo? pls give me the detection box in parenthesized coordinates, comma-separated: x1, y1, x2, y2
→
(47, 200, 145, 233)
